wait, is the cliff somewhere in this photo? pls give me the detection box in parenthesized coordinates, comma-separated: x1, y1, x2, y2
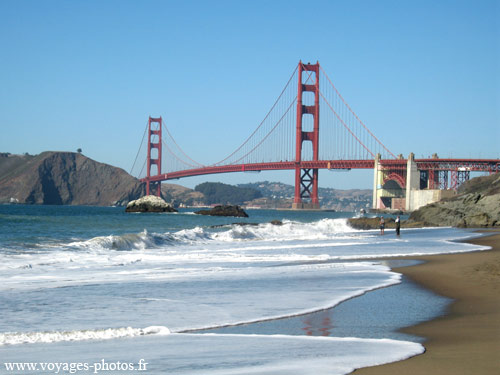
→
(408, 174, 500, 227)
(0, 152, 145, 206)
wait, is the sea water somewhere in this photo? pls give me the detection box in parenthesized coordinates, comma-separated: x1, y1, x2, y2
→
(0, 205, 489, 374)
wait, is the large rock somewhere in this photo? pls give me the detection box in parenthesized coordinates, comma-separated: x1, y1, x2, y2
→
(195, 205, 248, 217)
(408, 174, 500, 228)
(125, 195, 177, 213)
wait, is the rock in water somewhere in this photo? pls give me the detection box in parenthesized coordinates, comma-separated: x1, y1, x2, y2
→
(195, 205, 248, 217)
(125, 195, 178, 213)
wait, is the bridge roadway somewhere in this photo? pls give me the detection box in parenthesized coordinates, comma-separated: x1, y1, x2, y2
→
(142, 158, 500, 183)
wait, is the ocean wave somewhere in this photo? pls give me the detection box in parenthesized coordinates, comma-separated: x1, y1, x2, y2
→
(213, 218, 355, 242)
(68, 230, 176, 251)
(67, 219, 355, 251)
(0, 326, 170, 346)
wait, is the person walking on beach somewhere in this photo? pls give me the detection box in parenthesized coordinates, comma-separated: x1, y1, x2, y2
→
(395, 215, 401, 236)
(379, 216, 385, 235)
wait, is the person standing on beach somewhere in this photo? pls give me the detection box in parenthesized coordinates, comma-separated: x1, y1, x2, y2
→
(395, 215, 401, 236)
(379, 216, 385, 235)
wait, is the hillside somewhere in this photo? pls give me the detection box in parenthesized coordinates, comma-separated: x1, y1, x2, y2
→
(0, 152, 144, 206)
(239, 181, 371, 211)
(408, 173, 500, 227)
(195, 182, 262, 205)
(162, 183, 204, 207)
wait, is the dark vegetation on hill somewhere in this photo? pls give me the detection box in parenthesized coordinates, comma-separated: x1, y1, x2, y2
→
(194, 182, 262, 205)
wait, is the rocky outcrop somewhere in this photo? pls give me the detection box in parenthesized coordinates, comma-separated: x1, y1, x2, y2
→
(407, 174, 500, 227)
(347, 217, 424, 230)
(195, 205, 249, 217)
(210, 220, 283, 228)
(125, 195, 177, 213)
(0, 152, 145, 206)
(348, 174, 500, 229)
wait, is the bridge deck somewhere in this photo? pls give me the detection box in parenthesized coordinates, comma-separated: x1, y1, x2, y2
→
(141, 159, 500, 183)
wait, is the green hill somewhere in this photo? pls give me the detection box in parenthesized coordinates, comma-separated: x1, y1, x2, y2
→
(194, 182, 262, 205)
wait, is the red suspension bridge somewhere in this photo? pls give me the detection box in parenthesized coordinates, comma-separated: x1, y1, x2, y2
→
(131, 61, 499, 210)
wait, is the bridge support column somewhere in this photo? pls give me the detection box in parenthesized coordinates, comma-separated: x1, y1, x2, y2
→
(372, 154, 381, 209)
(405, 153, 419, 211)
(293, 61, 320, 209)
(146, 116, 162, 197)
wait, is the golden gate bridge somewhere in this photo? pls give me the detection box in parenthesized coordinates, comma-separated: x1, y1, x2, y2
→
(130, 61, 499, 210)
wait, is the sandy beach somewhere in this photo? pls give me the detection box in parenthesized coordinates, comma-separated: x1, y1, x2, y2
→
(355, 231, 500, 374)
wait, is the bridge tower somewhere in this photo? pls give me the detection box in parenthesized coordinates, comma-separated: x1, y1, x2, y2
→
(293, 61, 320, 209)
(146, 116, 162, 197)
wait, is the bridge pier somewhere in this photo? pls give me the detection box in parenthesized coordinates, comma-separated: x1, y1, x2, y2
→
(372, 154, 381, 209)
(405, 153, 420, 211)
(372, 152, 470, 212)
(372, 153, 407, 210)
(293, 168, 320, 210)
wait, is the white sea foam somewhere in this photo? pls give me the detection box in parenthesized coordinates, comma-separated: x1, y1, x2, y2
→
(66, 218, 356, 251)
(0, 219, 489, 294)
(0, 332, 424, 375)
(0, 210, 490, 375)
(0, 326, 170, 346)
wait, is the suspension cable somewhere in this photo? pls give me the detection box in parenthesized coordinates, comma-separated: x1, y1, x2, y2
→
(319, 66, 396, 158)
(162, 139, 202, 168)
(162, 122, 204, 167)
(231, 97, 297, 165)
(138, 158, 147, 179)
(301, 66, 375, 158)
(320, 92, 375, 158)
(212, 64, 299, 166)
(130, 121, 149, 175)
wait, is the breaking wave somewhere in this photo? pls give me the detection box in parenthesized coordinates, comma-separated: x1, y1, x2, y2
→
(0, 326, 170, 346)
(69, 218, 355, 251)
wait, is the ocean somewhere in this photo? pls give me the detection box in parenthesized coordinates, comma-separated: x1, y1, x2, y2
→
(0, 205, 489, 375)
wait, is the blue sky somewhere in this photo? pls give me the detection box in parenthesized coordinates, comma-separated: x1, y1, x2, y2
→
(0, 0, 498, 189)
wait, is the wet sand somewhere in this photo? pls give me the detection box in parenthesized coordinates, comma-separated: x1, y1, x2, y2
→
(355, 232, 500, 374)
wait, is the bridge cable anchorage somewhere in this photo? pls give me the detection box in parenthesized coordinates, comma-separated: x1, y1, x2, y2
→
(319, 66, 396, 159)
(130, 120, 149, 175)
(161, 121, 205, 168)
(211, 64, 299, 167)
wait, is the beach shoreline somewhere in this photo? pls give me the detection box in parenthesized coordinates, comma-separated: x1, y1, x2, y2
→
(354, 230, 500, 374)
